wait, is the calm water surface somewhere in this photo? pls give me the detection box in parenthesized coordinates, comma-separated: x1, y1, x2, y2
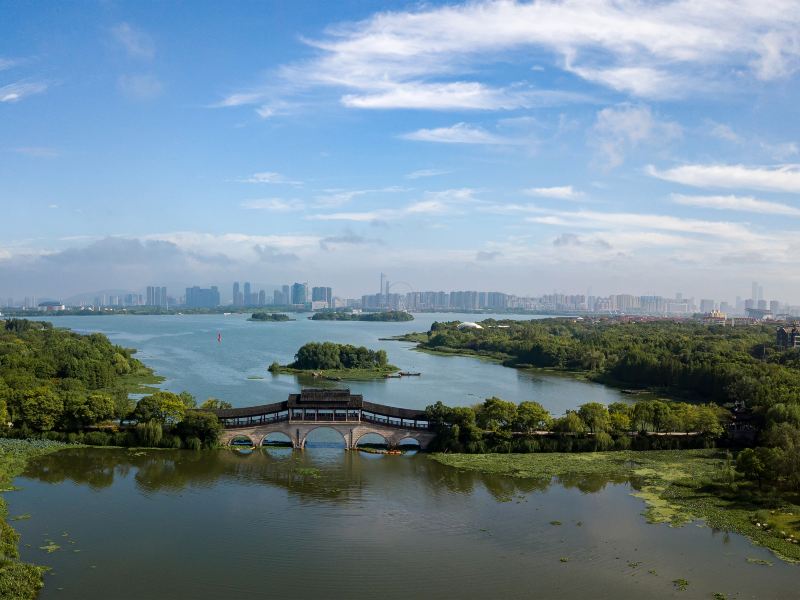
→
(9, 447, 798, 600)
(37, 313, 624, 413)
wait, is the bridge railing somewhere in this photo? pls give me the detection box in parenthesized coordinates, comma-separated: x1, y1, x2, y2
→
(361, 412, 431, 430)
(221, 412, 289, 428)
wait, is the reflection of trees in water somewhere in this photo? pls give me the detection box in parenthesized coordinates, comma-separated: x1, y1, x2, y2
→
(22, 448, 635, 503)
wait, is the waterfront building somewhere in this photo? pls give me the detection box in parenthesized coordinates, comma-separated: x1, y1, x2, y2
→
(185, 286, 220, 308)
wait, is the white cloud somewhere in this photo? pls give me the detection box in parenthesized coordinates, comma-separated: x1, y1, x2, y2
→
(117, 74, 163, 100)
(112, 23, 156, 59)
(0, 57, 18, 71)
(590, 104, 681, 169)
(406, 168, 451, 179)
(0, 81, 47, 103)
(524, 186, 583, 200)
(309, 188, 476, 222)
(401, 122, 511, 145)
(220, 0, 800, 113)
(648, 163, 800, 193)
(707, 121, 742, 143)
(671, 193, 800, 216)
(240, 198, 304, 212)
(239, 171, 302, 185)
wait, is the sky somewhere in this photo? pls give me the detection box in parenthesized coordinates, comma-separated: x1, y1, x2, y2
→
(2, 0, 800, 303)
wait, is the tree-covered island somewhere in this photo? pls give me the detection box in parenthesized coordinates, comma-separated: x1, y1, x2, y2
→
(268, 342, 399, 380)
(249, 312, 293, 322)
(310, 310, 413, 322)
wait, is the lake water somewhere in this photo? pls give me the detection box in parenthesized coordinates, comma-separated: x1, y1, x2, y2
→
(10, 313, 798, 598)
(9, 447, 798, 599)
(37, 312, 626, 413)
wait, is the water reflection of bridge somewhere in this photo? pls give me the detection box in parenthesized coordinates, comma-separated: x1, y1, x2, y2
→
(212, 389, 436, 450)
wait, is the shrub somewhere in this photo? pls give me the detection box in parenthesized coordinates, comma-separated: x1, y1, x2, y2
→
(185, 436, 202, 451)
(83, 431, 112, 446)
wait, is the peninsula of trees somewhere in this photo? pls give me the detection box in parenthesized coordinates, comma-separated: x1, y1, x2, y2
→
(249, 312, 293, 322)
(310, 310, 413, 322)
(268, 342, 398, 379)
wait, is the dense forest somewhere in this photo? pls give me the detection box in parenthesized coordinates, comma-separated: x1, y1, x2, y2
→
(0, 319, 222, 449)
(311, 310, 414, 321)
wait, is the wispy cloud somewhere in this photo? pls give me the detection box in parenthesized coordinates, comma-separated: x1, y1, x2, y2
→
(0, 57, 19, 71)
(309, 188, 477, 222)
(671, 193, 800, 216)
(240, 198, 304, 212)
(524, 186, 584, 201)
(0, 81, 48, 103)
(217, 0, 800, 115)
(239, 171, 302, 185)
(112, 23, 156, 59)
(117, 74, 163, 100)
(406, 168, 451, 180)
(401, 122, 512, 145)
(590, 104, 681, 169)
(648, 163, 800, 193)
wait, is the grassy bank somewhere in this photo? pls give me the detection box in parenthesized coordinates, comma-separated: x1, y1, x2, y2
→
(1, 439, 72, 600)
(430, 450, 800, 563)
(269, 365, 400, 380)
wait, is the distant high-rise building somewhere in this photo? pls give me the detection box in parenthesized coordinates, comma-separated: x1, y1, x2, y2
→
(185, 286, 220, 308)
(700, 299, 715, 313)
(312, 286, 333, 305)
(244, 282, 252, 305)
(146, 285, 167, 306)
(281, 285, 290, 304)
(273, 290, 284, 305)
(770, 300, 780, 315)
(752, 281, 759, 303)
(232, 282, 242, 306)
(291, 282, 307, 305)
(258, 290, 266, 306)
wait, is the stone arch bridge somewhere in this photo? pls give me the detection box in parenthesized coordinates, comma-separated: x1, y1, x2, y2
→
(211, 388, 436, 450)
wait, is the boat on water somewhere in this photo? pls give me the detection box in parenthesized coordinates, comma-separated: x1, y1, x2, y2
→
(399, 371, 421, 377)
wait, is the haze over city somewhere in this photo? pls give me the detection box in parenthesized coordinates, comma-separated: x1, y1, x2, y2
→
(3, 1, 800, 300)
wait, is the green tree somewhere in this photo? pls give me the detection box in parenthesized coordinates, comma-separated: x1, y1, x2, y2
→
(476, 397, 517, 431)
(176, 411, 222, 448)
(515, 401, 552, 432)
(552, 411, 586, 433)
(17, 387, 63, 431)
(578, 402, 610, 434)
(199, 398, 233, 410)
(133, 391, 187, 424)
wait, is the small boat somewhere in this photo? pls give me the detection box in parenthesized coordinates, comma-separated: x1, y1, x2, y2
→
(399, 371, 421, 377)
(384, 373, 402, 378)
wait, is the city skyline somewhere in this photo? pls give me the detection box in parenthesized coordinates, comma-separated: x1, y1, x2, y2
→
(3, 2, 800, 300)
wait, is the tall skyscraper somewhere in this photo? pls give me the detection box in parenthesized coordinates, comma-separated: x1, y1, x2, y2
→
(752, 281, 759, 303)
(258, 290, 266, 306)
(291, 282, 307, 305)
(233, 282, 241, 306)
(244, 282, 252, 305)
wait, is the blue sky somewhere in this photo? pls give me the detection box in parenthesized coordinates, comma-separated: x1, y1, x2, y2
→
(2, 0, 800, 302)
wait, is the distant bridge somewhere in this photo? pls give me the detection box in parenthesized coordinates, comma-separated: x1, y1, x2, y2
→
(211, 389, 436, 450)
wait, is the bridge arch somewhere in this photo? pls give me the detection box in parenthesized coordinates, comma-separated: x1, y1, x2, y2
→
(354, 431, 390, 449)
(261, 431, 293, 447)
(397, 437, 421, 448)
(301, 426, 347, 449)
(228, 434, 255, 447)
